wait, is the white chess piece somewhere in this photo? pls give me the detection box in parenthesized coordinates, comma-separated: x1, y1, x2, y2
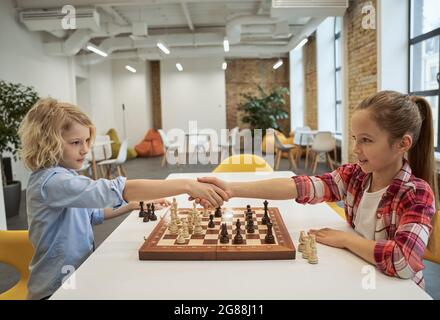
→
(308, 235, 318, 264)
(298, 230, 306, 253)
(203, 208, 209, 218)
(193, 215, 203, 235)
(302, 236, 311, 259)
(182, 219, 190, 238)
(168, 220, 178, 235)
(176, 229, 186, 244)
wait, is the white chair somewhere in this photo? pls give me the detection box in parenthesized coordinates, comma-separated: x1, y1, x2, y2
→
(218, 127, 239, 161)
(97, 139, 128, 178)
(308, 132, 336, 174)
(158, 129, 180, 167)
(293, 126, 313, 166)
(93, 135, 112, 161)
(273, 133, 298, 171)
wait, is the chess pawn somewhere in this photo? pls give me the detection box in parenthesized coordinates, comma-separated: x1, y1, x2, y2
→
(182, 220, 190, 238)
(298, 231, 306, 253)
(176, 229, 186, 244)
(172, 197, 178, 210)
(168, 220, 178, 235)
(302, 236, 311, 259)
(193, 216, 203, 235)
(208, 214, 215, 228)
(203, 208, 209, 218)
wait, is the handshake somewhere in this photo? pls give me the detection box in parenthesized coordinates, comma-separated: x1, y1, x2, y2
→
(187, 177, 232, 209)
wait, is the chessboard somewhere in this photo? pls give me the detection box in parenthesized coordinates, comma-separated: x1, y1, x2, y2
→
(138, 204, 296, 260)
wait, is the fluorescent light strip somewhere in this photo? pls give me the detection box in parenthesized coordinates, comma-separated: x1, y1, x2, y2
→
(222, 62, 227, 70)
(273, 59, 283, 70)
(176, 63, 183, 71)
(86, 44, 108, 57)
(223, 38, 230, 52)
(125, 65, 136, 73)
(294, 38, 308, 50)
(157, 42, 170, 54)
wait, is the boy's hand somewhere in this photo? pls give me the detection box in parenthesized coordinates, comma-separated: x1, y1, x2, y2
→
(188, 177, 232, 207)
(188, 180, 229, 208)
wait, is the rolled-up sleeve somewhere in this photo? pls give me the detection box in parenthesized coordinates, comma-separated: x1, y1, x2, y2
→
(374, 192, 435, 279)
(89, 208, 105, 225)
(292, 163, 356, 204)
(41, 170, 127, 209)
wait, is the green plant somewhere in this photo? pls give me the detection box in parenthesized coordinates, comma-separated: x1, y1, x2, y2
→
(0, 80, 39, 186)
(238, 85, 289, 133)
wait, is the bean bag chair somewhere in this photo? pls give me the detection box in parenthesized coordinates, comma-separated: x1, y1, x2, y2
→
(106, 128, 138, 159)
(135, 129, 165, 157)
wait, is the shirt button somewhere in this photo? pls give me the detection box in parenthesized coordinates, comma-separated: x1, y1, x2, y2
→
(377, 213, 382, 218)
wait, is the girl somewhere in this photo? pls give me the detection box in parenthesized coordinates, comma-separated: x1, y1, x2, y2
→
(197, 91, 438, 288)
(19, 98, 228, 299)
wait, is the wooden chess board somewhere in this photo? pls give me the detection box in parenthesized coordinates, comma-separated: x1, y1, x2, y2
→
(138, 207, 296, 260)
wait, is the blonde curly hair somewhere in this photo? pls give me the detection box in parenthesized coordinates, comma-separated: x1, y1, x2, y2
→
(18, 98, 96, 171)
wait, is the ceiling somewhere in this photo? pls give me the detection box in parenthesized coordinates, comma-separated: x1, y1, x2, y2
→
(14, 0, 348, 65)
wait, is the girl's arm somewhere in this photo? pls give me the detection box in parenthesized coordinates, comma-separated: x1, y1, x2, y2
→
(228, 178, 298, 199)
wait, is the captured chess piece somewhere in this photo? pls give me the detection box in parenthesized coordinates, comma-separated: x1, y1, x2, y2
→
(308, 234, 318, 264)
(264, 222, 275, 244)
(215, 207, 222, 218)
(139, 201, 146, 218)
(298, 230, 306, 253)
(302, 236, 311, 259)
(220, 223, 229, 244)
(208, 214, 215, 228)
(262, 200, 269, 225)
(149, 203, 157, 221)
(233, 219, 244, 244)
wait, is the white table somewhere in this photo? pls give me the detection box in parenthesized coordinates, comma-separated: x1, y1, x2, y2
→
(51, 171, 431, 300)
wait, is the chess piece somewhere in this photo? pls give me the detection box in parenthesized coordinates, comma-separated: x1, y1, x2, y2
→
(172, 197, 178, 210)
(215, 207, 222, 218)
(262, 201, 269, 225)
(203, 208, 209, 218)
(182, 219, 190, 238)
(208, 214, 215, 228)
(298, 231, 306, 253)
(139, 201, 146, 218)
(193, 215, 203, 235)
(176, 229, 186, 244)
(168, 220, 178, 235)
(149, 203, 157, 221)
(264, 222, 275, 244)
(246, 215, 255, 233)
(302, 236, 311, 259)
(233, 219, 243, 244)
(142, 204, 150, 222)
(219, 223, 229, 244)
(308, 235, 318, 264)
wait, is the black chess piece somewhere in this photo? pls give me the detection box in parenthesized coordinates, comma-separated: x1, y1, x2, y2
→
(208, 214, 215, 228)
(246, 216, 255, 233)
(233, 219, 243, 244)
(142, 209, 150, 222)
(262, 202, 269, 225)
(263, 200, 269, 211)
(139, 201, 146, 218)
(220, 223, 229, 243)
(149, 203, 157, 221)
(214, 207, 222, 218)
(264, 222, 275, 244)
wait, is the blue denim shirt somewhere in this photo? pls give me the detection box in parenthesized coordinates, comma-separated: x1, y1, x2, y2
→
(26, 166, 126, 299)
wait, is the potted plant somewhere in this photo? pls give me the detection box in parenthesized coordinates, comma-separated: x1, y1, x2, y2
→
(238, 85, 289, 134)
(0, 80, 39, 217)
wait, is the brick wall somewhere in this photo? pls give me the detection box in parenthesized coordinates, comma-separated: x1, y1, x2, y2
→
(150, 60, 162, 129)
(225, 58, 290, 134)
(304, 33, 318, 130)
(345, 0, 378, 162)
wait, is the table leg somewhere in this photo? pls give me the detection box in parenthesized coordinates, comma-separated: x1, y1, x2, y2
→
(91, 150, 98, 180)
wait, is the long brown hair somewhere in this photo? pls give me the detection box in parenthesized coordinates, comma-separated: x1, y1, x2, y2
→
(356, 91, 438, 209)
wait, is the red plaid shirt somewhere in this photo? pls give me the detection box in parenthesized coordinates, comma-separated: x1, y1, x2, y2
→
(292, 159, 435, 288)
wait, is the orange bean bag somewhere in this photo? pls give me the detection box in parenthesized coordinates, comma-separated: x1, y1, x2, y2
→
(135, 129, 165, 157)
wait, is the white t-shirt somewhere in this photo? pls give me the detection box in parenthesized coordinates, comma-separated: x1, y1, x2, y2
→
(353, 182, 388, 240)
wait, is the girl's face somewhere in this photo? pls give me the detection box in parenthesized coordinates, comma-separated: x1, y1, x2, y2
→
(351, 109, 407, 175)
(60, 122, 91, 170)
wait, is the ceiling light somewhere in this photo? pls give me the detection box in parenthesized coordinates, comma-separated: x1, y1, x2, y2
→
(294, 38, 308, 50)
(125, 65, 136, 73)
(86, 44, 108, 57)
(223, 38, 230, 52)
(273, 58, 283, 70)
(157, 42, 170, 54)
(222, 62, 227, 70)
(176, 63, 183, 71)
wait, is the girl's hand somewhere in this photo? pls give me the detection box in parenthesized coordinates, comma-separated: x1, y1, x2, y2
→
(188, 177, 232, 207)
(308, 228, 350, 249)
(188, 180, 229, 208)
(151, 198, 171, 210)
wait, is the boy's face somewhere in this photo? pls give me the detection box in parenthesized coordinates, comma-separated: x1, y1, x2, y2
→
(60, 122, 91, 170)
(350, 109, 405, 175)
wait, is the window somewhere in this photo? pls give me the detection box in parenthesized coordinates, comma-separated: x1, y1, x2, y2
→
(334, 17, 342, 134)
(409, 0, 440, 149)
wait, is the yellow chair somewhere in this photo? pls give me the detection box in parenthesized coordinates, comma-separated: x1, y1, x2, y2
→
(213, 154, 273, 173)
(106, 128, 137, 159)
(0, 230, 34, 300)
(262, 129, 294, 158)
